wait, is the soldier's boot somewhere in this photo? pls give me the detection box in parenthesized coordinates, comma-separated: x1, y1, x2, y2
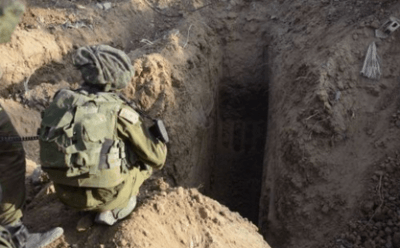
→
(94, 196, 137, 226)
(6, 221, 63, 248)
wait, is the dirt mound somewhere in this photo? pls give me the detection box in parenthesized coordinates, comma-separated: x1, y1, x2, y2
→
(23, 173, 269, 248)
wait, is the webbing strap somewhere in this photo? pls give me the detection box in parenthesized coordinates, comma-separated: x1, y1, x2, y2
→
(0, 135, 39, 143)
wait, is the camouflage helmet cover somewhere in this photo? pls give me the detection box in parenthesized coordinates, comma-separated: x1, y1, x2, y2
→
(73, 45, 135, 91)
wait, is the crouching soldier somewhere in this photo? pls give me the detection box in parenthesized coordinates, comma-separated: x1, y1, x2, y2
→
(39, 45, 168, 225)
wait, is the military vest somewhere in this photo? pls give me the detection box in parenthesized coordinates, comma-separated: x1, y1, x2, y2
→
(39, 89, 130, 188)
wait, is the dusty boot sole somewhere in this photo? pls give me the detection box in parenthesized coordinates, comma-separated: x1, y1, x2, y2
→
(27, 227, 64, 248)
(95, 196, 137, 226)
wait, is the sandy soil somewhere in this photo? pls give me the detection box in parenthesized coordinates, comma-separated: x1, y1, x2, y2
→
(23, 161, 269, 248)
(4, 0, 400, 248)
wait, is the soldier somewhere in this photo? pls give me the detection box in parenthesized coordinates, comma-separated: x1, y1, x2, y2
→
(0, 1, 63, 247)
(0, 185, 15, 248)
(39, 45, 167, 225)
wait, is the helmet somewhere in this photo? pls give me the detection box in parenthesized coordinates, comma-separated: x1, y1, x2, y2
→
(73, 45, 135, 91)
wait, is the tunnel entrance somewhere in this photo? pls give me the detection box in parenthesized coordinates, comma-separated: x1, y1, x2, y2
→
(209, 46, 269, 224)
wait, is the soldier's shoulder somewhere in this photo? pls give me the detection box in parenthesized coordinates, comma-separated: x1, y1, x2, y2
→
(118, 105, 140, 125)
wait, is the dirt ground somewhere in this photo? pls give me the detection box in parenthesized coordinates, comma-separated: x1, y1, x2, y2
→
(4, 0, 400, 247)
(23, 160, 268, 248)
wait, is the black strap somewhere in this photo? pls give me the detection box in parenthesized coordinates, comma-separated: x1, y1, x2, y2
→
(0, 136, 39, 143)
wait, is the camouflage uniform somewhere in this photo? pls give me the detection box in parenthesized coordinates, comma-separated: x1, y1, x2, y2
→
(48, 98, 167, 212)
(0, 2, 64, 247)
(0, 0, 26, 227)
(0, 109, 22, 248)
(0, 107, 26, 226)
(40, 45, 167, 216)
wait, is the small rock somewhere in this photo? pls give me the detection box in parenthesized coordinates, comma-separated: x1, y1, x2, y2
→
(271, 15, 277, 20)
(35, 183, 55, 199)
(31, 167, 45, 185)
(199, 207, 208, 219)
(25, 159, 38, 177)
(189, 188, 199, 196)
(102, 2, 112, 10)
(177, 187, 184, 196)
(193, 194, 203, 203)
(155, 178, 169, 191)
(76, 214, 94, 232)
(118, 239, 128, 247)
(370, 20, 380, 29)
(353, 33, 359, 40)
(154, 202, 164, 214)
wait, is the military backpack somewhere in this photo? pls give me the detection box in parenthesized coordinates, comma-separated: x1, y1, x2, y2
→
(39, 89, 134, 188)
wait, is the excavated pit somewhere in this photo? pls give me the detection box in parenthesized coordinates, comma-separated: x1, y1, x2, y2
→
(208, 46, 269, 224)
(210, 82, 268, 223)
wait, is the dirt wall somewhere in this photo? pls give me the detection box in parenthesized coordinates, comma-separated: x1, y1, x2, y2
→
(124, 15, 223, 189)
(261, 1, 400, 247)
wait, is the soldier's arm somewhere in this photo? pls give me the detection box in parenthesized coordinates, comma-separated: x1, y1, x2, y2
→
(117, 105, 167, 170)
